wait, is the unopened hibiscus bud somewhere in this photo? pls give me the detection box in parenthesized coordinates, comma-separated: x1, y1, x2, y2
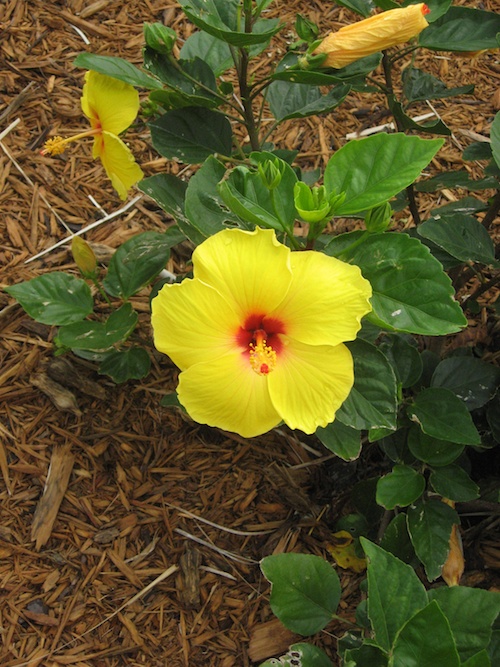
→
(314, 3, 430, 69)
(295, 13, 319, 43)
(71, 236, 97, 278)
(144, 22, 177, 54)
(257, 156, 285, 190)
(365, 201, 392, 233)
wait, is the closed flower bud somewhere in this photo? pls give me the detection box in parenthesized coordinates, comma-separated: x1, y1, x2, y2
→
(314, 3, 430, 69)
(257, 156, 285, 190)
(365, 201, 392, 233)
(71, 237, 97, 277)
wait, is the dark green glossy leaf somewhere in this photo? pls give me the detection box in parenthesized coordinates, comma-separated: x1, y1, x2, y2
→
(391, 600, 460, 667)
(324, 134, 444, 215)
(379, 334, 422, 388)
(380, 513, 417, 565)
(430, 197, 489, 217)
(74, 53, 162, 89)
(429, 586, 500, 661)
(418, 214, 497, 266)
(98, 348, 151, 383)
(267, 81, 350, 121)
(260, 553, 341, 635)
(407, 426, 464, 466)
(178, 0, 282, 46)
(491, 111, 500, 170)
(335, 0, 374, 17)
(272, 52, 380, 85)
(429, 465, 479, 502)
(149, 107, 232, 163)
(144, 53, 219, 108)
(403, 67, 474, 103)
(343, 644, 388, 666)
(103, 231, 172, 299)
(185, 156, 243, 240)
(415, 170, 498, 192)
(407, 499, 459, 581)
(179, 31, 233, 76)
(337, 339, 398, 432)
(462, 142, 493, 162)
(5, 273, 93, 326)
(376, 465, 425, 510)
(56, 303, 138, 351)
(361, 539, 428, 652)
(408, 387, 481, 445)
(462, 650, 491, 667)
(334, 232, 468, 335)
(316, 421, 362, 461)
(431, 357, 500, 411)
(391, 100, 451, 136)
(419, 7, 500, 51)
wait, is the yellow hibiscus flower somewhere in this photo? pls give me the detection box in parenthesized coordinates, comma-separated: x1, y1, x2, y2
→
(314, 3, 430, 69)
(152, 228, 372, 438)
(42, 70, 144, 200)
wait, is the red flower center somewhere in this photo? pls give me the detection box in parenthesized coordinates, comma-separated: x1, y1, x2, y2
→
(236, 313, 286, 375)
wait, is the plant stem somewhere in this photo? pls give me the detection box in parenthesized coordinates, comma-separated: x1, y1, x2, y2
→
(92, 277, 112, 306)
(481, 190, 500, 230)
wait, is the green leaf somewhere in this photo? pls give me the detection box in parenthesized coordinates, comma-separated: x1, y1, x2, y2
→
(272, 52, 380, 85)
(430, 197, 489, 217)
(376, 465, 426, 510)
(379, 334, 422, 388)
(419, 7, 500, 51)
(418, 214, 497, 266)
(259, 643, 334, 667)
(267, 81, 350, 121)
(178, 0, 282, 46)
(344, 644, 388, 667)
(334, 232, 467, 335)
(428, 587, 500, 661)
(431, 357, 500, 411)
(380, 513, 417, 565)
(407, 387, 481, 445)
(429, 465, 479, 502)
(103, 231, 172, 299)
(185, 156, 243, 239)
(361, 539, 428, 652)
(316, 422, 362, 461)
(335, 0, 374, 17)
(391, 100, 451, 136)
(56, 303, 138, 351)
(336, 339, 398, 432)
(406, 499, 459, 581)
(98, 348, 151, 383)
(73, 53, 162, 89)
(149, 107, 232, 163)
(180, 31, 233, 76)
(145, 53, 219, 109)
(139, 173, 188, 223)
(324, 134, 444, 216)
(491, 112, 500, 170)
(260, 553, 341, 635)
(5, 273, 93, 326)
(462, 650, 491, 667)
(390, 600, 460, 667)
(415, 171, 498, 192)
(462, 142, 493, 162)
(407, 426, 464, 466)
(402, 67, 474, 103)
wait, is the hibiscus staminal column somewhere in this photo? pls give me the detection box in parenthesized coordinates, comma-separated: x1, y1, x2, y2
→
(152, 228, 373, 438)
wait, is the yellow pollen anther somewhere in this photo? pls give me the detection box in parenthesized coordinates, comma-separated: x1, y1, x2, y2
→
(41, 128, 100, 156)
(249, 338, 277, 376)
(41, 136, 67, 156)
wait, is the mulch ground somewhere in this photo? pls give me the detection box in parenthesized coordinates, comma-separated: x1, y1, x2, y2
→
(1, 1, 499, 665)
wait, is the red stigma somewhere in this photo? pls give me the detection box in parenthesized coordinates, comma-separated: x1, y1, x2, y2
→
(422, 4, 430, 14)
(260, 364, 269, 374)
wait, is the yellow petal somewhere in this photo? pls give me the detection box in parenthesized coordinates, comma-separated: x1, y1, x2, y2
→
(192, 228, 292, 321)
(177, 352, 282, 438)
(152, 278, 240, 371)
(315, 4, 430, 69)
(94, 131, 143, 200)
(272, 251, 372, 347)
(81, 70, 140, 135)
(268, 338, 354, 434)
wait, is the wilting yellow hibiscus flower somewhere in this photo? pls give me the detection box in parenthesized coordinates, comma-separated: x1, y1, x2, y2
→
(42, 70, 144, 200)
(314, 3, 430, 69)
(152, 228, 372, 438)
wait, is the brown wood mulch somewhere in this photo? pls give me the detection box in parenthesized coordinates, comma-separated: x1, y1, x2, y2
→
(1, 1, 499, 665)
